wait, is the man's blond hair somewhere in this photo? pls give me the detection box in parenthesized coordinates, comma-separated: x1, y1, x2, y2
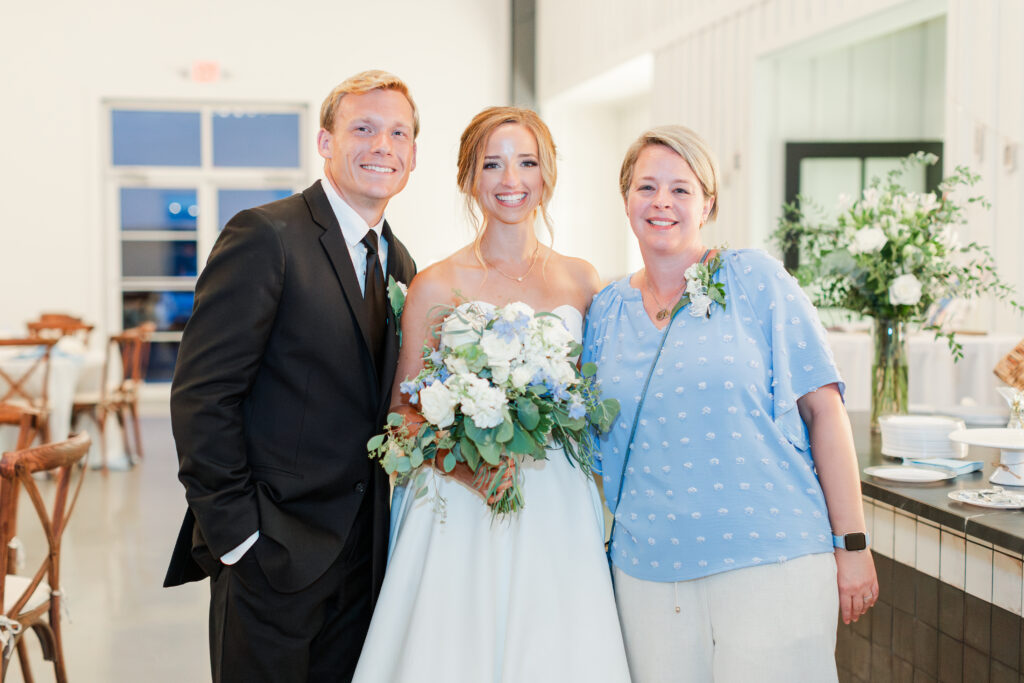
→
(319, 70, 419, 138)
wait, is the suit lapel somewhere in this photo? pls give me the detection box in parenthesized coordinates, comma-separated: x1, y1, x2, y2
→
(379, 220, 404, 398)
(303, 182, 376, 362)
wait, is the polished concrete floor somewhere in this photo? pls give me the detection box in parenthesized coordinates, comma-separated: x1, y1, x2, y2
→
(8, 417, 211, 681)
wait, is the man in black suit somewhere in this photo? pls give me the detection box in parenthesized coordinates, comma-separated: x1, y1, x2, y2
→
(164, 70, 418, 682)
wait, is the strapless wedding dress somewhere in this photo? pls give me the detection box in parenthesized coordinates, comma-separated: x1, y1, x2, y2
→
(352, 304, 631, 683)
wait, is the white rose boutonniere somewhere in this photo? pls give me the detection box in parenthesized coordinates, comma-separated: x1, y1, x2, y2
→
(673, 253, 726, 319)
(889, 273, 923, 307)
(387, 275, 408, 343)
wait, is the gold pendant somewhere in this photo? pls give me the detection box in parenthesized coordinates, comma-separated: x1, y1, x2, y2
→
(656, 309, 669, 320)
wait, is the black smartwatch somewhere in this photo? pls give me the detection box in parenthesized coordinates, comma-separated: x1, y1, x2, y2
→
(832, 532, 870, 551)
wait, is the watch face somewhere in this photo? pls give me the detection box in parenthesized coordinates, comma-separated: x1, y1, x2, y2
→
(845, 533, 867, 551)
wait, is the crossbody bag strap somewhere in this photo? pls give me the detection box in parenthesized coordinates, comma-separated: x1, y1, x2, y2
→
(606, 249, 712, 564)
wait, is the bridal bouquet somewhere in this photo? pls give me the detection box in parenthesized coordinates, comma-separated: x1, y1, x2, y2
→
(367, 301, 620, 514)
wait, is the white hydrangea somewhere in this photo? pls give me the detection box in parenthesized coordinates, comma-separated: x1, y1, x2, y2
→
(455, 374, 507, 429)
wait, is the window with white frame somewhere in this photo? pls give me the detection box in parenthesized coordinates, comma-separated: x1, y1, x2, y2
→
(106, 102, 309, 381)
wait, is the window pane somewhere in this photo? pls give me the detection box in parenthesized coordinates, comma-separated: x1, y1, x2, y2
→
(145, 341, 179, 382)
(123, 291, 194, 331)
(213, 113, 300, 167)
(121, 188, 198, 231)
(112, 110, 201, 166)
(865, 157, 927, 193)
(122, 241, 198, 277)
(799, 158, 863, 224)
(218, 189, 293, 229)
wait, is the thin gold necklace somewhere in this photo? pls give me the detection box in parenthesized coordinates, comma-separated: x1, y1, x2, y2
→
(483, 242, 541, 283)
(644, 270, 686, 321)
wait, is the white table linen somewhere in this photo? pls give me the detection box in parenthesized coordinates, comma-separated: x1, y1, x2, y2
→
(828, 331, 1020, 412)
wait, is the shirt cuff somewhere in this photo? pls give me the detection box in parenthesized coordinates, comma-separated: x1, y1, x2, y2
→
(220, 530, 259, 565)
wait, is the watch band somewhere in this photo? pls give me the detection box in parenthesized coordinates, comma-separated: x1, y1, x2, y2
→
(832, 532, 870, 551)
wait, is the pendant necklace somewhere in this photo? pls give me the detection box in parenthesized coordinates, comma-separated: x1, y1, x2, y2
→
(644, 270, 686, 321)
(484, 242, 541, 283)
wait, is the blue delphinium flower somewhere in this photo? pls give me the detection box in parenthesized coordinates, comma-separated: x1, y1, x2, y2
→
(568, 397, 586, 420)
(400, 379, 420, 404)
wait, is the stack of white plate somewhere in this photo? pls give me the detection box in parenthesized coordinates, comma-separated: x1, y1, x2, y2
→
(879, 415, 968, 459)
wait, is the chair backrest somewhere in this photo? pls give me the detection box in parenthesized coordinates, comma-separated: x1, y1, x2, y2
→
(0, 338, 58, 410)
(26, 314, 94, 345)
(0, 431, 90, 620)
(0, 405, 41, 575)
(105, 323, 156, 399)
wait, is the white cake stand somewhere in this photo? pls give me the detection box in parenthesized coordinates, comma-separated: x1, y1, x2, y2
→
(948, 428, 1024, 486)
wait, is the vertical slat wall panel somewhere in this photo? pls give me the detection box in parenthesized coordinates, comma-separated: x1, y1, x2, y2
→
(539, 0, 1024, 332)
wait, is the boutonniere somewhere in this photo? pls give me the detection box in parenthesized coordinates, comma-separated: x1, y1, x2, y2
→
(672, 253, 726, 319)
(388, 276, 408, 341)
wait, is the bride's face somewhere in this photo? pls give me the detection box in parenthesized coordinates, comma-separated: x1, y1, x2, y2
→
(475, 123, 543, 228)
(625, 144, 713, 257)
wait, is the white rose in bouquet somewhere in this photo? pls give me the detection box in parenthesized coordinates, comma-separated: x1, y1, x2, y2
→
(488, 360, 511, 385)
(889, 273, 923, 306)
(419, 380, 458, 428)
(849, 225, 888, 254)
(538, 317, 574, 351)
(480, 328, 521, 363)
(510, 361, 539, 390)
(440, 304, 488, 349)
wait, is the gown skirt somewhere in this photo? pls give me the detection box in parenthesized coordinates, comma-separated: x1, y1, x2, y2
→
(352, 306, 630, 682)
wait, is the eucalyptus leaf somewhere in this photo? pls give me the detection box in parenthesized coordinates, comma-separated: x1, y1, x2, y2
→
(496, 417, 514, 443)
(443, 451, 456, 472)
(580, 362, 598, 378)
(366, 434, 385, 451)
(507, 423, 537, 455)
(516, 398, 540, 430)
(477, 440, 501, 466)
(386, 412, 404, 427)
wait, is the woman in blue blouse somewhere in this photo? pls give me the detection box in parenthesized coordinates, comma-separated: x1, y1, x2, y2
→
(582, 125, 877, 682)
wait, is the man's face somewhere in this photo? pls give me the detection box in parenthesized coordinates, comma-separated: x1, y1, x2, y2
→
(317, 89, 416, 225)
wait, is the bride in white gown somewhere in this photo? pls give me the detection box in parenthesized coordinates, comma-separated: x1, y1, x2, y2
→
(352, 107, 630, 682)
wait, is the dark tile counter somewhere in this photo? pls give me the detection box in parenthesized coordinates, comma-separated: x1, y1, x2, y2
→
(850, 413, 1024, 554)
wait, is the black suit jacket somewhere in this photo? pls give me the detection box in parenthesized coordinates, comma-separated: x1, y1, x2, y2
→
(164, 181, 416, 596)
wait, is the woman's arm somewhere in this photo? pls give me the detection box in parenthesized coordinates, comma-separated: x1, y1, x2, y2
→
(797, 384, 879, 624)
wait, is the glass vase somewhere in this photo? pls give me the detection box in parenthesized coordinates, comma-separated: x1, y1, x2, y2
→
(871, 317, 909, 431)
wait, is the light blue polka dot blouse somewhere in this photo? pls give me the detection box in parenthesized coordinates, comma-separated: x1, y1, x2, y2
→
(582, 249, 845, 583)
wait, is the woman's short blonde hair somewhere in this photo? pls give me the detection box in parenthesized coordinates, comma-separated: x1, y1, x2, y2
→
(456, 106, 557, 253)
(319, 70, 419, 138)
(619, 125, 719, 222)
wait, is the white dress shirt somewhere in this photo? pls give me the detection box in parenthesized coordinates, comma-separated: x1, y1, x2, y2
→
(221, 176, 390, 565)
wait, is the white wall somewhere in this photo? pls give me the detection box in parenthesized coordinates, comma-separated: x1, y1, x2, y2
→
(538, 0, 1024, 334)
(0, 0, 510, 335)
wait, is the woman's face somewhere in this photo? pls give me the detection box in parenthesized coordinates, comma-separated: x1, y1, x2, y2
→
(625, 144, 714, 257)
(475, 123, 543, 229)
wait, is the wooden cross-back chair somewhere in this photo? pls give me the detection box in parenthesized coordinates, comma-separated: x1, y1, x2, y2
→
(24, 315, 93, 347)
(71, 322, 154, 468)
(0, 425, 89, 683)
(0, 339, 58, 447)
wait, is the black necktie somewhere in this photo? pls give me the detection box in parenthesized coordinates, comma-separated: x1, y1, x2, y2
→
(361, 230, 387, 369)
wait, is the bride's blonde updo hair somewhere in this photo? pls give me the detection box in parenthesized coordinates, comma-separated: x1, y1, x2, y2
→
(456, 107, 557, 265)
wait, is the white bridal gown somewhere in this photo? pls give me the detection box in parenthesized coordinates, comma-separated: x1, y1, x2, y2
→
(352, 304, 631, 683)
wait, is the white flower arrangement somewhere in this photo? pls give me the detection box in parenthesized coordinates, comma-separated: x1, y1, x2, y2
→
(367, 301, 620, 513)
(774, 152, 1021, 357)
